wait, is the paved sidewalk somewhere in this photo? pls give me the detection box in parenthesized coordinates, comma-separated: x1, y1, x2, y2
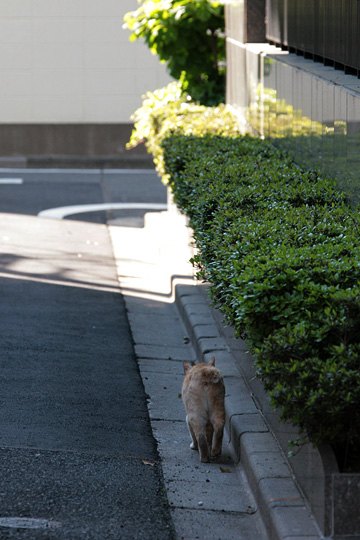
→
(109, 202, 324, 540)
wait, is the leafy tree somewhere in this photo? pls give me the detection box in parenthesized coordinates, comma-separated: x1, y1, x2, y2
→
(123, 0, 225, 106)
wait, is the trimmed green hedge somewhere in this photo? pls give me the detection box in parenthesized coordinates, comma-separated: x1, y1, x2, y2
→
(163, 134, 360, 463)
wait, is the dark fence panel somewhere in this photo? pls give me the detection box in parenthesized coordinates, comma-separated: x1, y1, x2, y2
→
(347, 0, 360, 71)
(314, 0, 325, 59)
(325, 0, 345, 65)
(287, 0, 297, 50)
(266, 0, 286, 45)
(266, 0, 360, 74)
(293, 0, 315, 55)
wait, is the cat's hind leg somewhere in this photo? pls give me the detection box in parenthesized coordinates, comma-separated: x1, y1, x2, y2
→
(197, 432, 210, 463)
(211, 418, 225, 459)
(186, 415, 198, 451)
(187, 416, 210, 462)
(206, 422, 214, 448)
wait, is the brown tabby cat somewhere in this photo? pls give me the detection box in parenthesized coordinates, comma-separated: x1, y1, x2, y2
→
(182, 358, 225, 463)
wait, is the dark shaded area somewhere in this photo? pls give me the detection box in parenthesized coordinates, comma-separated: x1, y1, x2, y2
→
(0, 449, 172, 540)
(0, 273, 174, 538)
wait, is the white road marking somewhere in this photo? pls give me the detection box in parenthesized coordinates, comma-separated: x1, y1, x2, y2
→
(38, 202, 167, 219)
(0, 168, 155, 174)
(0, 517, 61, 530)
(0, 178, 23, 184)
(103, 169, 156, 174)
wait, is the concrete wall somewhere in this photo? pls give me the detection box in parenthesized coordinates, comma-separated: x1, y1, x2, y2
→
(0, 0, 171, 160)
(0, 0, 171, 124)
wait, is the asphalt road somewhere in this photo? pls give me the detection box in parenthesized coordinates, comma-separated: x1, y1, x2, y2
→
(0, 169, 173, 539)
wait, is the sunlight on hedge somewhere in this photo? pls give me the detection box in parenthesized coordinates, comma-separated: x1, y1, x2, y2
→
(127, 81, 241, 180)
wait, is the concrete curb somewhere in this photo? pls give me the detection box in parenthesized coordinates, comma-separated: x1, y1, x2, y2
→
(174, 282, 323, 540)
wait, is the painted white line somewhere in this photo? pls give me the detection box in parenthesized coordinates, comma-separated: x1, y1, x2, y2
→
(38, 202, 167, 220)
(0, 517, 61, 530)
(0, 168, 101, 174)
(0, 178, 23, 184)
(102, 169, 157, 174)
(0, 168, 156, 175)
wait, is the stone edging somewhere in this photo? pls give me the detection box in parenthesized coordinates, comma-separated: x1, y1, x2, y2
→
(174, 281, 323, 540)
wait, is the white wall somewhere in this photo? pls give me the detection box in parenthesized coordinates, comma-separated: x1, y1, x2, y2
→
(0, 0, 171, 123)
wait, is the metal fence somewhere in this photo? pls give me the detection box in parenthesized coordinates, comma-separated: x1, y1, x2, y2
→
(266, 0, 360, 75)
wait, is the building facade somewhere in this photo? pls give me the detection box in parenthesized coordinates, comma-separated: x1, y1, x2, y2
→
(226, 0, 360, 205)
(0, 0, 171, 158)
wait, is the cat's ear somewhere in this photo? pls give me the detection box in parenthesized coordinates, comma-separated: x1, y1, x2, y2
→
(208, 357, 216, 366)
(183, 362, 192, 374)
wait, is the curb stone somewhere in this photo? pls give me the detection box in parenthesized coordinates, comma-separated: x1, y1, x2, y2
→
(174, 282, 323, 540)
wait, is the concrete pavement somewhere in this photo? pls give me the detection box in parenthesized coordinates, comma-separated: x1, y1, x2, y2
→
(0, 171, 174, 539)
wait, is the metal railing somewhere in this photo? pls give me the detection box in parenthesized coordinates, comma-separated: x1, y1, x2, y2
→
(266, 0, 360, 75)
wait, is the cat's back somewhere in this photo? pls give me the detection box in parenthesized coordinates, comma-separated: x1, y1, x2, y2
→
(183, 363, 224, 391)
(182, 362, 225, 419)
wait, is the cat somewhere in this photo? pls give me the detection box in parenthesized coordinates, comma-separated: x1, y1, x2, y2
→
(182, 358, 225, 463)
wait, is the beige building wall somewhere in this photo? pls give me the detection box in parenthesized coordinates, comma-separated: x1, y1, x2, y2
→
(0, 0, 171, 124)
